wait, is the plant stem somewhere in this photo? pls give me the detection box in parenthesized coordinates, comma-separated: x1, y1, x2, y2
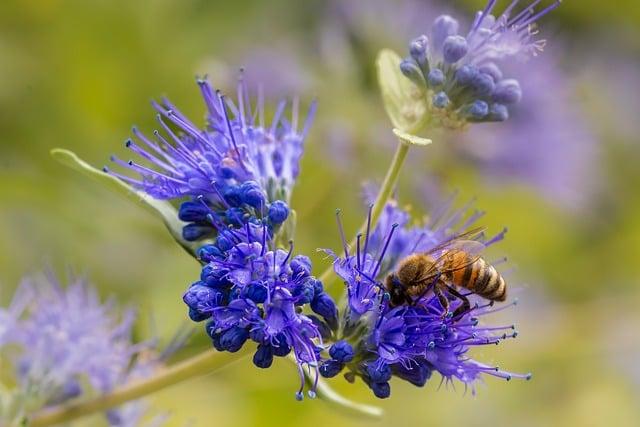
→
(28, 348, 248, 427)
(320, 140, 410, 290)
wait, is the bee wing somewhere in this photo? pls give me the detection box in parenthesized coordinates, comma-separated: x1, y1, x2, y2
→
(420, 227, 486, 257)
(416, 234, 486, 285)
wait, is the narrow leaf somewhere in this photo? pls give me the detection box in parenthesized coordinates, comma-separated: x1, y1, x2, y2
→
(51, 148, 199, 257)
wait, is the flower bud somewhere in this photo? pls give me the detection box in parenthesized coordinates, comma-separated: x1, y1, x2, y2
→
(178, 201, 210, 222)
(366, 362, 392, 383)
(240, 180, 266, 209)
(182, 223, 212, 241)
(442, 35, 468, 63)
(319, 360, 344, 378)
(489, 103, 509, 122)
(272, 333, 291, 357)
(455, 64, 478, 85)
(432, 91, 450, 108)
(479, 62, 503, 82)
(468, 100, 489, 119)
(427, 68, 445, 87)
(432, 15, 459, 52)
(493, 79, 522, 104)
(400, 59, 425, 86)
(268, 200, 289, 224)
(472, 72, 496, 96)
(219, 326, 249, 352)
(329, 340, 355, 363)
(290, 255, 312, 277)
(311, 292, 338, 327)
(370, 381, 391, 399)
(409, 35, 429, 65)
(253, 344, 274, 368)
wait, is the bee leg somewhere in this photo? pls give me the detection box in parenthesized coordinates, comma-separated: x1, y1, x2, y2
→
(447, 285, 471, 318)
(433, 286, 449, 316)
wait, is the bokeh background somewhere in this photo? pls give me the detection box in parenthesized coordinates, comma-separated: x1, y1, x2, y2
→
(1, 0, 640, 426)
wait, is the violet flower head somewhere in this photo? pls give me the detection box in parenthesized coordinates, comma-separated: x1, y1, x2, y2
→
(400, 0, 561, 129)
(105, 75, 316, 242)
(183, 218, 337, 400)
(321, 198, 526, 398)
(0, 274, 166, 426)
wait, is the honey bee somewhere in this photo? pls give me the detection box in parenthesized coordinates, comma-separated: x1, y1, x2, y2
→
(384, 228, 507, 317)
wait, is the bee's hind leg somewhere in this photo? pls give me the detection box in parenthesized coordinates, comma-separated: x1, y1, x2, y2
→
(447, 285, 471, 319)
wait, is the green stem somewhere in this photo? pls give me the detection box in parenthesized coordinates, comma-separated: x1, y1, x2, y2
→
(28, 348, 248, 427)
(320, 140, 410, 290)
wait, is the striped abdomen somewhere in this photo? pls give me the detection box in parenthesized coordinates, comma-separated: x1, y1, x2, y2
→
(442, 249, 507, 302)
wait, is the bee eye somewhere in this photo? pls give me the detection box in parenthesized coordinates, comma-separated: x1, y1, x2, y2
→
(392, 276, 402, 287)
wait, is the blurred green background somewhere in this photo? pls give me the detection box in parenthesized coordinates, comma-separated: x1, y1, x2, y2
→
(1, 0, 640, 426)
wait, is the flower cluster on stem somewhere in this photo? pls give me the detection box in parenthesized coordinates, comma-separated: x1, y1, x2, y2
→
(318, 197, 528, 398)
(400, 0, 561, 130)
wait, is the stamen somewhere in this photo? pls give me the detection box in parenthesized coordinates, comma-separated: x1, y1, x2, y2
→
(371, 223, 399, 279)
(196, 78, 224, 121)
(508, 0, 542, 27)
(270, 100, 287, 136)
(209, 181, 232, 209)
(335, 209, 349, 259)
(518, 1, 561, 28)
(155, 115, 200, 162)
(125, 140, 177, 174)
(355, 233, 363, 270)
(261, 221, 268, 256)
(291, 96, 299, 132)
(218, 94, 248, 172)
(132, 127, 179, 167)
(363, 203, 373, 259)
(502, 0, 523, 20)
(281, 240, 294, 267)
(237, 69, 246, 128)
(301, 100, 318, 140)
(258, 84, 265, 128)
(485, 227, 508, 246)
(409, 232, 427, 253)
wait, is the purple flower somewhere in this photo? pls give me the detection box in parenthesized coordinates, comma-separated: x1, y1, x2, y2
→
(105, 76, 316, 242)
(400, 0, 561, 129)
(107, 76, 316, 202)
(0, 273, 167, 425)
(321, 197, 526, 398)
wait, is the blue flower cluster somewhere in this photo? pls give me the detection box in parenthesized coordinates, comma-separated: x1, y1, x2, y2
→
(320, 198, 527, 398)
(399, 0, 560, 129)
(107, 75, 337, 399)
(105, 76, 316, 242)
(186, 222, 338, 399)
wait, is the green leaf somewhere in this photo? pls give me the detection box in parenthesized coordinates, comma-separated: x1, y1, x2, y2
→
(286, 355, 383, 419)
(376, 49, 428, 133)
(51, 148, 199, 257)
(392, 128, 433, 147)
